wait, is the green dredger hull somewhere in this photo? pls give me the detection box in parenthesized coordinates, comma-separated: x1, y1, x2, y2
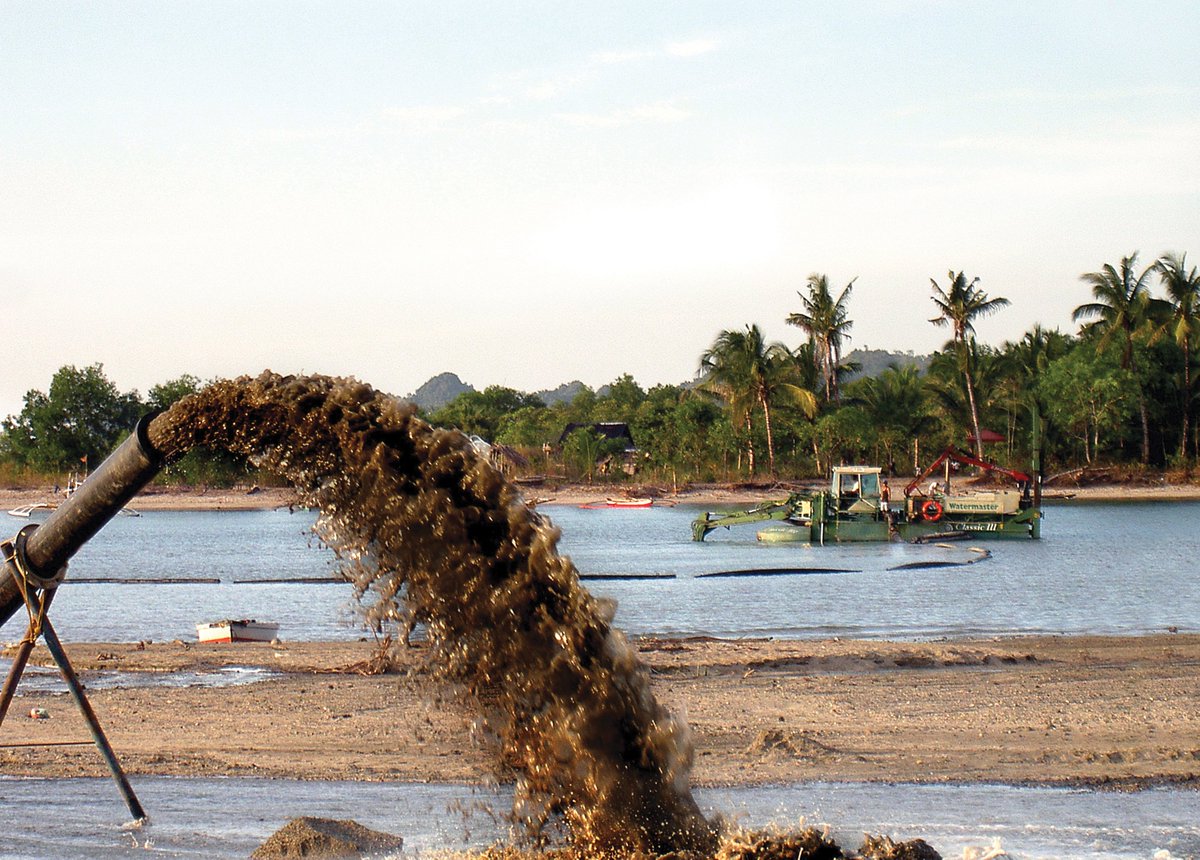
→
(820, 512, 1039, 543)
(692, 492, 1041, 542)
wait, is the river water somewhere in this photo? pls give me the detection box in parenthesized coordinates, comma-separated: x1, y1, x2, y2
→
(1, 777, 1196, 859)
(2, 499, 1198, 858)
(14, 499, 1198, 643)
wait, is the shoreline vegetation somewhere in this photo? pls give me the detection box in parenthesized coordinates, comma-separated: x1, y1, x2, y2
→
(5, 476, 1200, 514)
(4, 633, 1197, 791)
(6, 250, 1200, 529)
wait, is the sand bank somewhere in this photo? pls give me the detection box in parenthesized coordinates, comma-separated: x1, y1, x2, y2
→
(3, 633, 1196, 790)
(4, 477, 1200, 515)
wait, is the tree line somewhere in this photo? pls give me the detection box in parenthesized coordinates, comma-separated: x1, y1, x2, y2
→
(436, 250, 1199, 483)
(2, 250, 1196, 487)
(0, 371, 246, 486)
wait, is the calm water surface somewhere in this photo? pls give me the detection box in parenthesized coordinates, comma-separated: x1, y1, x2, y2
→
(1, 777, 1195, 859)
(13, 500, 1197, 643)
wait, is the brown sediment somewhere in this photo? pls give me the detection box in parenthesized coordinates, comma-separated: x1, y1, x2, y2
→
(6, 634, 1195, 788)
(337, 828, 939, 859)
(373, 826, 849, 860)
(143, 372, 715, 855)
(251, 816, 404, 859)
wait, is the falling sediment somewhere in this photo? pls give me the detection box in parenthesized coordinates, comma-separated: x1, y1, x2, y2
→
(147, 372, 716, 856)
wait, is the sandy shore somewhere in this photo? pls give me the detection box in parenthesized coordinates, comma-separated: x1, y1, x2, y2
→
(3, 633, 1197, 790)
(4, 476, 1200, 514)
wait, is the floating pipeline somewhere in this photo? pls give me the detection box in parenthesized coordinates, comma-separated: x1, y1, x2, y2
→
(144, 372, 716, 856)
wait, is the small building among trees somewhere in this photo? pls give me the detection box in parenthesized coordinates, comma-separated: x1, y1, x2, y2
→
(557, 422, 639, 480)
(557, 422, 636, 449)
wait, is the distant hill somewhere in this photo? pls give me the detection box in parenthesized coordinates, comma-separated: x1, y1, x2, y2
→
(407, 354, 924, 412)
(535, 380, 590, 406)
(842, 348, 931, 382)
(407, 372, 474, 411)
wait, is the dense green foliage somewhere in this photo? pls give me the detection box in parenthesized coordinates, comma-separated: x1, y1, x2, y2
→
(0, 364, 142, 473)
(0, 367, 257, 487)
(2, 250, 1196, 486)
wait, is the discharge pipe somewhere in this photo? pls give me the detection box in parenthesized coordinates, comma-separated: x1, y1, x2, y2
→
(1, 414, 166, 632)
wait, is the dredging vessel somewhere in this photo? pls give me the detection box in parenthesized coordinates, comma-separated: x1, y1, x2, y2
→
(692, 446, 1041, 543)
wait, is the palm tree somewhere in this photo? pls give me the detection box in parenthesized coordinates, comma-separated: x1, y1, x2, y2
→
(1155, 252, 1200, 464)
(788, 340, 823, 394)
(1072, 253, 1158, 465)
(929, 270, 1010, 459)
(1004, 326, 1072, 382)
(788, 339, 827, 470)
(998, 325, 1073, 459)
(700, 324, 817, 475)
(849, 363, 936, 474)
(786, 274, 855, 403)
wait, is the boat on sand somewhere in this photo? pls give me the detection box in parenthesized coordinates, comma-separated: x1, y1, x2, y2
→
(579, 497, 654, 509)
(196, 620, 280, 643)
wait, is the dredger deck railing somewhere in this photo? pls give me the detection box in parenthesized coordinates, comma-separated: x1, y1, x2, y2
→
(1, 414, 168, 821)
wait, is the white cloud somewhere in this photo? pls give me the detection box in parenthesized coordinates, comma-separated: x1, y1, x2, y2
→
(381, 103, 465, 125)
(890, 85, 1194, 119)
(592, 38, 718, 65)
(499, 36, 722, 108)
(253, 121, 373, 144)
(380, 105, 467, 131)
(592, 49, 654, 65)
(665, 38, 718, 58)
(556, 101, 691, 128)
(249, 104, 466, 144)
(523, 79, 572, 101)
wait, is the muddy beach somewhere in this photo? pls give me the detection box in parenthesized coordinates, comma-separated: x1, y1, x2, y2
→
(4, 475, 1200, 516)
(4, 632, 1197, 790)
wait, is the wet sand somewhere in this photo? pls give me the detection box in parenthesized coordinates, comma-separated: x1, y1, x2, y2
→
(4, 477, 1200, 514)
(3, 633, 1197, 790)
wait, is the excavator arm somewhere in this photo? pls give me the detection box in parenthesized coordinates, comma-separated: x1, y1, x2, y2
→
(691, 494, 812, 541)
(904, 447, 1032, 498)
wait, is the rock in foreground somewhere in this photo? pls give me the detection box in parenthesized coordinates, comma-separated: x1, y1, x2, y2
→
(252, 816, 403, 859)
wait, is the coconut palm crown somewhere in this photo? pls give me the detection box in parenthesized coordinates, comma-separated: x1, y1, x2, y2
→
(1072, 253, 1160, 464)
(929, 270, 1010, 459)
(787, 274, 855, 403)
(699, 324, 817, 475)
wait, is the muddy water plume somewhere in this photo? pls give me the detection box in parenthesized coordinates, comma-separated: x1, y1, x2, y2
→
(148, 372, 715, 856)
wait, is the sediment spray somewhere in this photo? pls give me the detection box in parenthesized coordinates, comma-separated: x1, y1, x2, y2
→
(150, 372, 716, 856)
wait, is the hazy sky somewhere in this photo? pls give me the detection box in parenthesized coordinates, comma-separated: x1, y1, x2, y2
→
(2, 1, 1197, 419)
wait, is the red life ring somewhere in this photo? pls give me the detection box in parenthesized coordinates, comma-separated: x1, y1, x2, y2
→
(921, 499, 944, 522)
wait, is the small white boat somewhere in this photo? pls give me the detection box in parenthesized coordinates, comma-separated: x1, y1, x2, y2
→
(196, 619, 280, 643)
(7, 503, 57, 519)
(576, 496, 652, 510)
(7, 469, 141, 519)
(606, 497, 652, 508)
(7, 501, 139, 519)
